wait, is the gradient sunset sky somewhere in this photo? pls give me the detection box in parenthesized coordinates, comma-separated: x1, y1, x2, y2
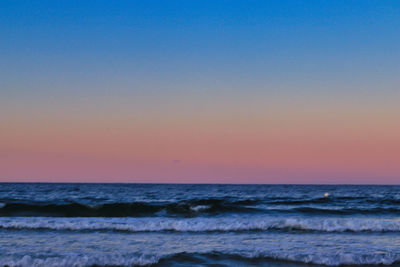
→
(1, 1, 399, 184)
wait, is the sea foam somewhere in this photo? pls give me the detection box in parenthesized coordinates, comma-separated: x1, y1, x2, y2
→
(1, 216, 400, 233)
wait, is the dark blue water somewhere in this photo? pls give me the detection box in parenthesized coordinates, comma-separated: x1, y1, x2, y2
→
(1, 183, 400, 266)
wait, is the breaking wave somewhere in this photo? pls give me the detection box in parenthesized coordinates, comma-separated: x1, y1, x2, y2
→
(0, 198, 261, 217)
(2, 198, 400, 217)
(1, 216, 400, 233)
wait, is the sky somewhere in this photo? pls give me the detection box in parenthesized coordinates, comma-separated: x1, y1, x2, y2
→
(1, 0, 399, 184)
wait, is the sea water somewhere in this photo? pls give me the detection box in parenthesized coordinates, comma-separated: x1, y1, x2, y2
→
(0, 183, 400, 266)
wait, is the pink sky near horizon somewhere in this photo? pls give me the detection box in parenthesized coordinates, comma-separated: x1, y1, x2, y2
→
(2, 98, 399, 184)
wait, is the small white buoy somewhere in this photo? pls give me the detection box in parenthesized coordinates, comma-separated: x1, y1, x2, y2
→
(324, 192, 329, 197)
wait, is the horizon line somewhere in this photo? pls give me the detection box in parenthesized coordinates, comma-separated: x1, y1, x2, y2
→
(0, 181, 399, 186)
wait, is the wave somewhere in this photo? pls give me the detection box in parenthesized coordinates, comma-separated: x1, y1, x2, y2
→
(1, 217, 400, 233)
(0, 253, 161, 267)
(161, 251, 400, 267)
(2, 251, 400, 267)
(0, 198, 261, 217)
(265, 196, 361, 205)
(3, 200, 400, 218)
(266, 196, 400, 206)
(288, 206, 400, 215)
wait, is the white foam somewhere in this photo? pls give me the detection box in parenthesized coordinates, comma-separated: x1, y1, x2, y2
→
(1, 254, 161, 267)
(234, 250, 400, 266)
(1, 216, 400, 233)
(190, 205, 210, 212)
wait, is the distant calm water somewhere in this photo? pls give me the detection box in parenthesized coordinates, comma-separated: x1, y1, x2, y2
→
(1, 183, 400, 267)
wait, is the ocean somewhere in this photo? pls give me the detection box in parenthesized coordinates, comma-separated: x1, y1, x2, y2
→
(0, 183, 400, 266)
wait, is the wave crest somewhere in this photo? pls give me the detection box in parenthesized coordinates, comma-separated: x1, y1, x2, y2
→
(1, 217, 400, 233)
(0, 198, 261, 217)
